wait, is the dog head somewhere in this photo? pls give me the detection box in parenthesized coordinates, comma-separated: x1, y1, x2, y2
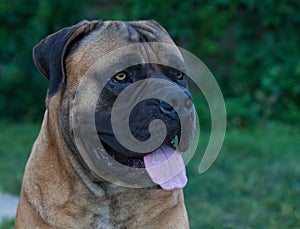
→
(33, 20, 196, 190)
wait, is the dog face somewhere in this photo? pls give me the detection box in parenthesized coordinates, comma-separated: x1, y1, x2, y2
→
(33, 20, 195, 190)
(96, 63, 193, 167)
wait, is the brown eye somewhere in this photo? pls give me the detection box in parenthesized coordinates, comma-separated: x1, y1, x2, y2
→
(177, 71, 184, 80)
(114, 72, 127, 81)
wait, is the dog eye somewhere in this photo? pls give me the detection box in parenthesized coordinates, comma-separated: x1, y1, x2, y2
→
(114, 72, 128, 81)
(177, 71, 184, 80)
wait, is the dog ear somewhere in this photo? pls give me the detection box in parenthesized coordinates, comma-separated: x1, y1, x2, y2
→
(33, 20, 102, 97)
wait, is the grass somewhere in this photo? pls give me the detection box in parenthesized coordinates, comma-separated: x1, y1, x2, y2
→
(0, 122, 40, 194)
(0, 219, 14, 229)
(185, 122, 300, 228)
(0, 121, 299, 228)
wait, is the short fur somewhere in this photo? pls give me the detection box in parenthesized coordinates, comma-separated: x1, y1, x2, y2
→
(15, 20, 189, 228)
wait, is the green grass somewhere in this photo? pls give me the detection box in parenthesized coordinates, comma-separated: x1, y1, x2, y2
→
(0, 121, 300, 228)
(0, 121, 40, 195)
(185, 122, 300, 228)
(0, 218, 14, 229)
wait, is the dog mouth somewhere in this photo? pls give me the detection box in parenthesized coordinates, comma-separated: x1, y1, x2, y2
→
(103, 136, 178, 168)
(102, 134, 188, 191)
(102, 142, 147, 168)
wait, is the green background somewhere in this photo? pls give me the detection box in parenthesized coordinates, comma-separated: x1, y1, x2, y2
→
(1, 0, 300, 124)
(0, 1, 299, 228)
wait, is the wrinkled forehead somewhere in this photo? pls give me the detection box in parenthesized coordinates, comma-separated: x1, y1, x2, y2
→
(72, 20, 185, 72)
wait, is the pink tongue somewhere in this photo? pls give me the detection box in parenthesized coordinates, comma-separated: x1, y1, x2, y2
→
(143, 145, 187, 191)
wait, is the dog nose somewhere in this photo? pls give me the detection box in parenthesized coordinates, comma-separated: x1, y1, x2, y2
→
(160, 88, 193, 115)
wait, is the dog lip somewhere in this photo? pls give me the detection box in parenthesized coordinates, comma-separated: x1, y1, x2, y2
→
(102, 142, 146, 168)
(101, 137, 179, 169)
(143, 184, 161, 190)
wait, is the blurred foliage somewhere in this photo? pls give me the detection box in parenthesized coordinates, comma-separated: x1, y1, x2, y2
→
(0, 0, 299, 126)
(0, 218, 14, 229)
(0, 121, 40, 194)
(185, 122, 300, 228)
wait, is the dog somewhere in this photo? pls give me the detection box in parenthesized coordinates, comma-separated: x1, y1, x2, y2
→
(15, 19, 195, 228)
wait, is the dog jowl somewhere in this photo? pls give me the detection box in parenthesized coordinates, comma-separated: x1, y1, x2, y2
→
(95, 63, 196, 190)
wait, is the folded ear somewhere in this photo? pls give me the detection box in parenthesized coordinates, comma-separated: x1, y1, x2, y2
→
(33, 20, 102, 97)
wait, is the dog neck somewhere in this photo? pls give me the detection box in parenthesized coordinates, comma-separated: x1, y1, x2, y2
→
(17, 109, 188, 228)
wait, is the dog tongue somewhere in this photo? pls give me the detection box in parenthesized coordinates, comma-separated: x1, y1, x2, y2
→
(143, 145, 187, 191)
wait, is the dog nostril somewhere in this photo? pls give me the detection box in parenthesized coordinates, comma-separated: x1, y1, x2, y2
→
(163, 104, 173, 111)
(160, 100, 173, 111)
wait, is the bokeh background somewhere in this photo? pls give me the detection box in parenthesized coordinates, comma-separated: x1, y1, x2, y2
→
(0, 1, 299, 228)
